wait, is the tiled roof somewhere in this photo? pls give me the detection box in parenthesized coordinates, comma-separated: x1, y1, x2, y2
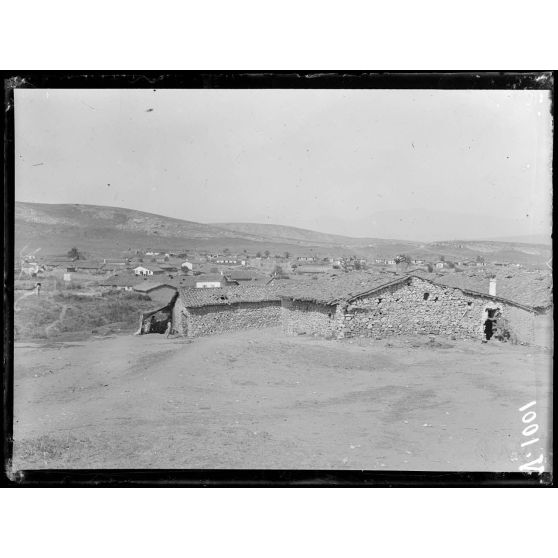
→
(132, 282, 177, 293)
(224, 269, 267, 281)
(278, 270, 551, 311)
(179, 285, 281, 308)
(278, 271, 407, 305)
(175, 273, 228, 288)
(411, 269, 552, 308)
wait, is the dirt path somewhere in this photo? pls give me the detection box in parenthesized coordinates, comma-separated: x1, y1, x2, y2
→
(14, 289, 37, 311)
(44, 304, 70, 337)
(12, 328, 553, 471)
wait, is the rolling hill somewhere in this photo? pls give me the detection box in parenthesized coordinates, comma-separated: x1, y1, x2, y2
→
(14, 202, 552, 266)
(14, 202, 384, 258)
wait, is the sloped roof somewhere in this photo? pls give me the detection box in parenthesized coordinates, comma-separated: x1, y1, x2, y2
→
(179, 285, 281, 308)
(132, 282, 177, 293)
(278, 271, 406, 305)
(278, 270, 549, 311)
(224, 269, 267, 281)
(176, 273, 227, 287)
(411, 269, 552, 308)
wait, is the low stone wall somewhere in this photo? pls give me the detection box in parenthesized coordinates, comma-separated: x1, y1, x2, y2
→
(502, 303, 536, 345)
(178, 300, 281, 338)
(171, 295, 188, 335)
(281, 298, 340, 337)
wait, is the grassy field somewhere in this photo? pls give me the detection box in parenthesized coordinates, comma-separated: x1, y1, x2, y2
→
(13, 288, 154, 341)
(11, 327, 552, 471)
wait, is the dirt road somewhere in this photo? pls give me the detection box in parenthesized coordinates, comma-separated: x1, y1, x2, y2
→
(12, 327, 552, 471)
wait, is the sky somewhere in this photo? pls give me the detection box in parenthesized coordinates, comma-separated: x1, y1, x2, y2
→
(15, 87, 553, 242)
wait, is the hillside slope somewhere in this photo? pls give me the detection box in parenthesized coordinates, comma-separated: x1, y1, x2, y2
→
(15, 202, 422, 257)
(14, 202, 552, 265)
(213, 222, 358, 246)
(15, 202, 300, 257)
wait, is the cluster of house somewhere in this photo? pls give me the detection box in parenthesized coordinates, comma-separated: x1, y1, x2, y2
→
(136, 269, 552, 348)
(372, 257, 485, 269)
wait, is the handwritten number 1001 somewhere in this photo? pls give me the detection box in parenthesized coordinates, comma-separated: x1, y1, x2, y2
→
(518, 401, 544, 473)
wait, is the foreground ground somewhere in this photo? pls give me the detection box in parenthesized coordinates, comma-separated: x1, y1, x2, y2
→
(11, 327, 552, 472)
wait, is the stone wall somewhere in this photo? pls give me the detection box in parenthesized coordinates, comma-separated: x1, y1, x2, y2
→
(342, 277, 537, 343)
(502, 303, 536, 345)
(281, 298, 340, 337)
(171, 296, 188, 335)
(174, 300, 281, 338)
(532, 310, 553, 348)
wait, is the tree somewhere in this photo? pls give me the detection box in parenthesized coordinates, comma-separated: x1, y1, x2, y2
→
(425, 263, 433, 272)
(271, 264, 283, 277)
(264, 250, 270, 258)
(394, 254, 411, 264)
(67, 247, 82, 260)
(223, 248, 230, 255)
(440, 255, 445, 262)
(256, 251, 262, 258)
(284, 251, 290, 259)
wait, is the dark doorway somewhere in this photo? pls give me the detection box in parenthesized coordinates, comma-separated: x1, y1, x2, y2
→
(484, 308, 498, 340)
(484, 318, 494, 340)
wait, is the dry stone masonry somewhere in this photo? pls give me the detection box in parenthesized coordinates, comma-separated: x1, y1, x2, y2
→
(175, 300, 281, 338)
(280, 275, 541, 344)
(161, 274, 543, 345)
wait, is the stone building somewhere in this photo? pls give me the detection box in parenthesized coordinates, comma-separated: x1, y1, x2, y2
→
(280, 272, 547, 344)
(171, 285, 281, 338)
(136, 293, 178, 335)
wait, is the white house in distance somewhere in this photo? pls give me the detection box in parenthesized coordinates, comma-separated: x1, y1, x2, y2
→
(133, 264, 165, 276)
(215, 257, 245, 265)
(180, 273, 230, 288)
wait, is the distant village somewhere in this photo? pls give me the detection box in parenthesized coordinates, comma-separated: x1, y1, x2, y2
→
(16, 245, 500, 294)
(15, 239, 552, 348)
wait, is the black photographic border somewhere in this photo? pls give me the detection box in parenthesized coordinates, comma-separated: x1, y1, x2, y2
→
(2, 70, 554, 487)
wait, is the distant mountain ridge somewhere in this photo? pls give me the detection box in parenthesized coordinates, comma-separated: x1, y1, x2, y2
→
(212, 222, 405, 246)
(14, 202, 552, 265)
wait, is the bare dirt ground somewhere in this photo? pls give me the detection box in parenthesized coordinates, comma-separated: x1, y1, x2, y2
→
(11, 327, 552, 472)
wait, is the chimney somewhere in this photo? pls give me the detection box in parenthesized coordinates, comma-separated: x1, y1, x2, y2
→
(489, 278, 497, 297)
